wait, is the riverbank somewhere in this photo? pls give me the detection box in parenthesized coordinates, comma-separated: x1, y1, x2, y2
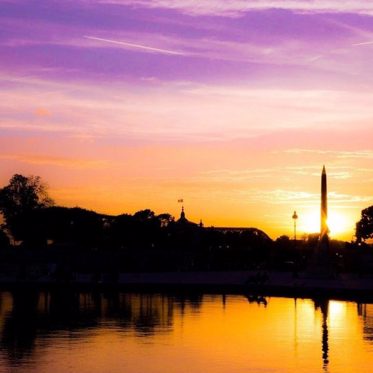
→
(1, 270, 373, 301)
(116, 271, 373, 301)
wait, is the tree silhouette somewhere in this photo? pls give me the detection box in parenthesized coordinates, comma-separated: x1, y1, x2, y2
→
(356, 205, 373, 242)
(0, 174, 54, 241)
(157, 213, 174, 228)
(133, 209, 155, 221)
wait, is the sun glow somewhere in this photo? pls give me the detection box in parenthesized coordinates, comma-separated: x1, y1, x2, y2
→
(299, 209, 352, 237)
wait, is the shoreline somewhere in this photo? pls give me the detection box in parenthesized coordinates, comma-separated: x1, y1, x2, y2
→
(1, 270, 373, 302)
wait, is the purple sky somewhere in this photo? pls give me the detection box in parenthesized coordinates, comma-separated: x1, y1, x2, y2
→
(1, 0, 373, 238)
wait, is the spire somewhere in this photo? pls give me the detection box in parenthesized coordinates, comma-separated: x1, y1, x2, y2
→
(180, 205, 186, 221)
(321, 165, 328, 239)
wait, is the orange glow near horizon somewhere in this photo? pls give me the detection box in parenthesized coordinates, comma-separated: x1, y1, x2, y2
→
(0, 159, 364, 241)
(299, 209, 354, 240)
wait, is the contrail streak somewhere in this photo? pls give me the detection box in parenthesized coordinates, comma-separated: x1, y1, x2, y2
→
(84, 36, 184, 55)
(352, 40, 373, 46)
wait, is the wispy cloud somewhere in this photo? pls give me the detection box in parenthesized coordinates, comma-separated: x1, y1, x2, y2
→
(0, 154, 108, 169)
(285, 149, 373, 159)
(202, 168, 278, 181)
(96, 0, 373, 16)
(2, 8, 373, 85)
(250, 189, 373, 205)
(201, 166, 357, 182)
(2, 75, 373, 142)
(353, 40, 373, 46)
(84, 35, 186, 55)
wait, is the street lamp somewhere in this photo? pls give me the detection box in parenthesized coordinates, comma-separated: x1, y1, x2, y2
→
(292, 211, 298, 241)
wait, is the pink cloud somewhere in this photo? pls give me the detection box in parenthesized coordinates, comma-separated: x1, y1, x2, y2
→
(96, 0, 373, 16)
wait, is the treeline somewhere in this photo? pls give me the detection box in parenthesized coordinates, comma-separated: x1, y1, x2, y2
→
(0, 174, 274, 272)
(0, 205, 356, 273)
(0, 174, 372, 275)
(0, 204, 275, 272)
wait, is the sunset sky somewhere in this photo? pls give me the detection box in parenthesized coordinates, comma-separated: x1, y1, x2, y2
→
(1, 0, 373, 239)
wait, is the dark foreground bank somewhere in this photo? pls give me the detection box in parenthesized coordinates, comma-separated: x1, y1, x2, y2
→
(1, 271, 373, 302)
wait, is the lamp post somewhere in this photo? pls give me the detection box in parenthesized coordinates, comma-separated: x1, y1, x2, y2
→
(292, 211, 298, 241)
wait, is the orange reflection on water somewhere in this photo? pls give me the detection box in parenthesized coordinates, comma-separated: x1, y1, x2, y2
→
(0, 292, 373, 373)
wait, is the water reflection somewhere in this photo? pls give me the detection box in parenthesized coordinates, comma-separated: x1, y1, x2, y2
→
(246, 294, 268, 307)
(358, 303, 373, 343)
(313, 299, 329, 371)
(0, 291, 372, 372)
(1, 291, 39, 364)
(0, 290, 205, 366)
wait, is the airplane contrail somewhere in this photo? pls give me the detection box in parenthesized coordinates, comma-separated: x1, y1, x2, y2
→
(84, 36, 184, 55)
(352, 40, 373, 46)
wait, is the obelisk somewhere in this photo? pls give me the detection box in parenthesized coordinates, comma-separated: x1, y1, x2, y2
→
(307, 166, 330, 276)
(320, 165, 328, 240)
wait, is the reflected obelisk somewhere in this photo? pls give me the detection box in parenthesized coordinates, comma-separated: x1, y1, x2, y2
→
(320, 165, 328, 240)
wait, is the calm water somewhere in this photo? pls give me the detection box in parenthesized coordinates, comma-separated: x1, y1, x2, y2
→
(0, 291, 372, 373)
